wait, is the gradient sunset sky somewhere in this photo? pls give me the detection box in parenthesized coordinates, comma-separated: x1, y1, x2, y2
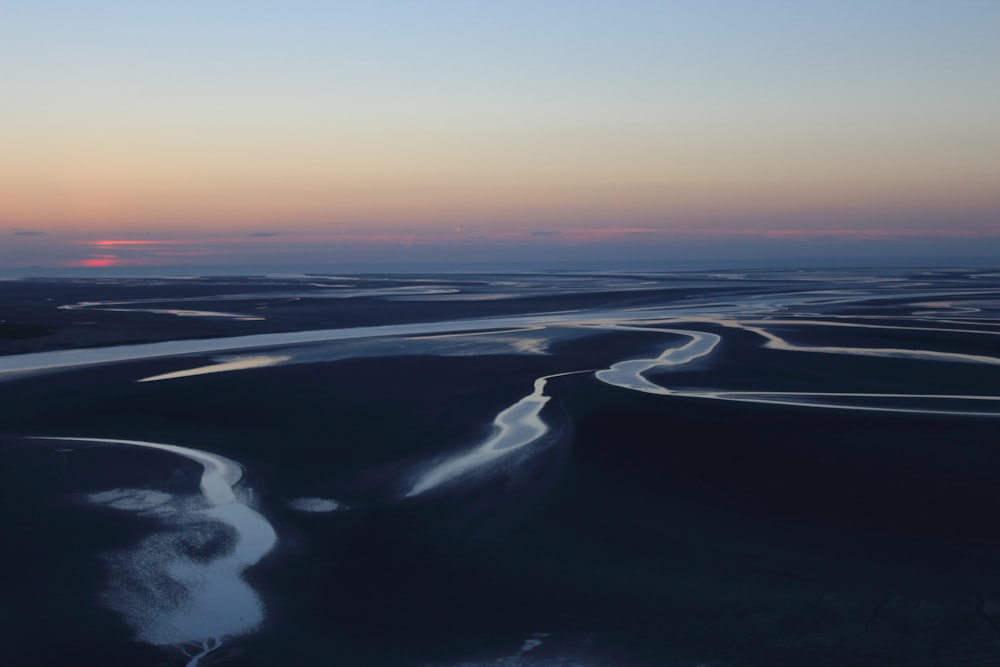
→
(2, 1, 998, 271)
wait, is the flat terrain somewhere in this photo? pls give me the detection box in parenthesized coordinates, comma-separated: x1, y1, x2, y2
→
(2, 268, 999, 666)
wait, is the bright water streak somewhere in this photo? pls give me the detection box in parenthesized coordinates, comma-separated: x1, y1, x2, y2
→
(407, 372, 582, 497)
(592, 325, 1000, 417)
(595, 328, 722, 395)
(33, 437, 277, 663)
(0, 305, 748, 380)
(137, 355, 291, 383)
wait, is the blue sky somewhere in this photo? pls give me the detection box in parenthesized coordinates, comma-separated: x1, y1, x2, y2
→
(2, 1, 998, 270)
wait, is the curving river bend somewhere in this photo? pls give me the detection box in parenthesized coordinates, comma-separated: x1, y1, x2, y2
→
(3, 270, 1000, 665)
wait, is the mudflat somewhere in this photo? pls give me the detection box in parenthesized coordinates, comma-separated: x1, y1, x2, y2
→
(2, 268, 999, 666)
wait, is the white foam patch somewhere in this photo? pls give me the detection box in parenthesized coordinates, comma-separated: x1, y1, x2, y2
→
(519, 632, 551, 654)
(90, 488, 173, 514)
(288, 497, 346, 512)
(404, 327, 552, 356)
(36, 436, 277, 664)
(512, 338, 548, 354)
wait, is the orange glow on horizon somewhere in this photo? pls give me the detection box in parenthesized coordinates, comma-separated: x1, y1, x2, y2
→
(69, 254, 152, 268)
(76, 256, 120, 268)
(84, 240, 182, 247)
(64, 224, 1000, 253)
(21, 222, 998, 272)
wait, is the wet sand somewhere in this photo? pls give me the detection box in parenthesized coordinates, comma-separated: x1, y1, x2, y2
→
(2, 269, 999, 666)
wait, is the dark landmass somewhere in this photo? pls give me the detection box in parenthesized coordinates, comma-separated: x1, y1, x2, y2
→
(2, 269, 999, 666)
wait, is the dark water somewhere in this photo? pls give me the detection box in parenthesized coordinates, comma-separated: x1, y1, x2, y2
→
(1, 267, 999, 666)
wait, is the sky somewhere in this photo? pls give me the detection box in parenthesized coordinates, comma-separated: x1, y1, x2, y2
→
(2, 1, 998, 272)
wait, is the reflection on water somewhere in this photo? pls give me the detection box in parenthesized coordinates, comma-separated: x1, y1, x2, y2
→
(407, 372, 583, 497)
(594, 326, 720, 395)
(35, 437, 276, 665)
(137, 355, 291, 383)
(592, 321, 1000, 418)
(0, 306, 746, 379)
(5, 270, 1000, 665)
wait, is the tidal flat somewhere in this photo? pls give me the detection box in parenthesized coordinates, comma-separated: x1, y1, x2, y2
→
(2, 268, 999, 666)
